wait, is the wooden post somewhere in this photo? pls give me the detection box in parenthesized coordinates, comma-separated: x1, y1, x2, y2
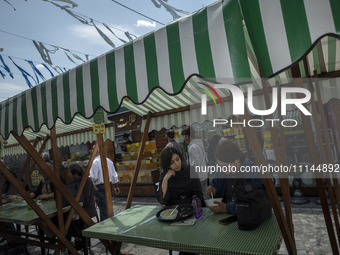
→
(240, 110, 297, 255)
(291, 65, 339, 254)
(97, 133, 114, 218)
(16, 137, 40, 182)
(51, 126, 65, 237)
(261, 77, 294, 239)
(311, 70, 340, 245)
(125, 111, 152, 209)
(22, 135, 50, 188)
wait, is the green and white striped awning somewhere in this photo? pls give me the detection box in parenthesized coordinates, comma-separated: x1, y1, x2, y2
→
(240, 0, 340, 77)
(2, 115, 115, 156)
(0, 0, 339, 140)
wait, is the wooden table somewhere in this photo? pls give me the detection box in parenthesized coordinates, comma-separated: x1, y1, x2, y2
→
(83, 205, 282, 255)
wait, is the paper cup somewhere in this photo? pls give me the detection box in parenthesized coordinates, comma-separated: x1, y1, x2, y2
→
(205, 198, 223, 207)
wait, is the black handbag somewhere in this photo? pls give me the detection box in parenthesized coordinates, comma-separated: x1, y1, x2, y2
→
(232, 182, 272, 231)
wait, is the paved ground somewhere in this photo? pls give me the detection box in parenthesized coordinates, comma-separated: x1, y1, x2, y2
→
(0, 196, 337, 255)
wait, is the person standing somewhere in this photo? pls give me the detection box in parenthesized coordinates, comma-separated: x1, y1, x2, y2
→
(181, 126, 208, 196)
(90, 149, 120, 221)
(164, 129, 185, 159)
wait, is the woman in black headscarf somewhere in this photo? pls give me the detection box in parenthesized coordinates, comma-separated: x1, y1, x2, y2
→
(157, 147, 204, 206)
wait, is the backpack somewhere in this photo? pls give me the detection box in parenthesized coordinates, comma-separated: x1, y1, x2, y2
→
(232, 183, 272, 231)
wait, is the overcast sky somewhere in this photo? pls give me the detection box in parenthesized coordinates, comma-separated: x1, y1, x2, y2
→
(0, 0, 216, 102)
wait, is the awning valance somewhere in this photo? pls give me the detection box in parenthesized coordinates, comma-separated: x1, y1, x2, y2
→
(2, 115, 115, 156)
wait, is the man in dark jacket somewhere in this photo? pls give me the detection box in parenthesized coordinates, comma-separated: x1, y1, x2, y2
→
(206, 141, 263, 214)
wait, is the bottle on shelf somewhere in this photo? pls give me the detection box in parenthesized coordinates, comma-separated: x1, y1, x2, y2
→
(192, 195, 203, 220)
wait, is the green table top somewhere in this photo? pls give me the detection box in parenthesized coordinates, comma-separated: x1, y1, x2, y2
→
(0, 200, 65, 225)
(83, 205, 281, 255)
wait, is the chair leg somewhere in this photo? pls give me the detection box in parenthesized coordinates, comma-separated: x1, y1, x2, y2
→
(82, 236, 89, 255)
(38, 227, 46, 255)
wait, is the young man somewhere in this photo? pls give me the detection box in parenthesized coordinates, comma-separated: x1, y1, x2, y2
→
(90, 149, 120, 221)
(164, 129, 185, 159)
(181, 126, 208, 195)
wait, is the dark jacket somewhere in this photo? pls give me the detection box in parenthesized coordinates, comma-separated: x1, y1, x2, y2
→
(33, 180, 55, 199)
(211, 158, 263, 215)
(75, 177, 97, 218)
(2, 171, 29, 195)
(157, 165, 205, 206)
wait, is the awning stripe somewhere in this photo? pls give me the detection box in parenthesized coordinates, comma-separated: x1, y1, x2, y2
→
(82, 61, 93, 116)
(240, 0, 272, 76)
(133, 38, 149, 102)
(144, 33, 159, 92)
(208, 1, 233, 79)
(69, 68, 78, 116)
(4, 98, 10, 136)
(179, 15, 199, 78)
(16, 93, 23, 136)
(193, 7, 215, 78)
(304, 0, 336, 42)
(45, 79, 53, 128)
(281, 0, 311, 64)
(98, 54, 110, 111)
(21, 89, 28, 131)
(221, 0, 251, 80)
(258, 0, 291, 75)
(75, 66, 85, 115)
(56, 74, 65, 122)
(167, 21, 185, 93)
(106, 51, 119, 112)
(155, 26, 173, 93)
(51, 77, 59, 123)
(115, 48, 127, 102)
(31, 87, 38, 130)
(124, 43, 138, 102)
(12, 96, 17, 134)
(330, 0, 340, 32)
(90, 58, 100, 113)
(62, 71, 71, 121)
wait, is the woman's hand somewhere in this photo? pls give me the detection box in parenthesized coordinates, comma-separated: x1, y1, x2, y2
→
(205, 185, 216, 197)
(207, 201, 226, 213)
(162, 170, 176, 198)
(164, 170, 176, 180)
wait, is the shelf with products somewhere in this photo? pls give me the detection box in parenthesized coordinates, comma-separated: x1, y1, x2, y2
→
(115, 140, 160, 186)
(116, 140, 158, 163)
(118, 169, 159, 184)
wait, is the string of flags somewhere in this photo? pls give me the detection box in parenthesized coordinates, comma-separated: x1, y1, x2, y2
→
(1, 0, 188, 88)
(0, 54, 68, 88)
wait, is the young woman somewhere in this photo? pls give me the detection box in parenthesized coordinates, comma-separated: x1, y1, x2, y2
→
(157, 147, 204, 206)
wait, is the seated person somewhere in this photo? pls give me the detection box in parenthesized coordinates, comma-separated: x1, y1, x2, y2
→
(67, 163, 98, 250)
(0, 168, 29, 197)
(206, 141, 263, 214)
(156, 147, 204, 206)
(30, 162, 55, 200)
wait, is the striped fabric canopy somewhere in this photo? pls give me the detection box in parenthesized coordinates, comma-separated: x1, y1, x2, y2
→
(2, 115, 115, 156)
(241, 0, 340, 77)
(0, 0, 339, 140)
